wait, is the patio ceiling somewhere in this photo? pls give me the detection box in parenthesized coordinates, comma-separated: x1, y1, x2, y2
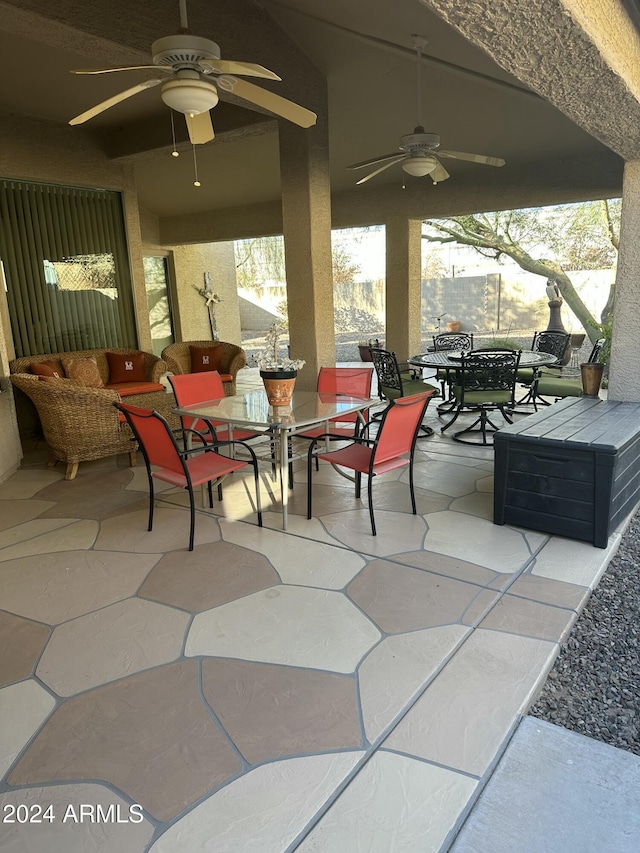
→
(0, 0, 625, 220)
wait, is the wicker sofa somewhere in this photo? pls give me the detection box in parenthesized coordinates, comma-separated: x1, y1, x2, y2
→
(161, 340, 247, 396)
(9, 347, 178, 479)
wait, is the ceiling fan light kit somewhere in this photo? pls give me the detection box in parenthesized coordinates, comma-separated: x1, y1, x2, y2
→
(161, 73, 219, 115)
(347, 35, 505, 186)
(402, 155, 437, 177)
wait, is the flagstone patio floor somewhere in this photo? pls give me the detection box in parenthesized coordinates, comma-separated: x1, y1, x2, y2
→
(0, 368, 622, 851)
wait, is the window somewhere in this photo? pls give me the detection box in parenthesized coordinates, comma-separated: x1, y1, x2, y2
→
(143, 255, 175, 357)
(0, 180, 137, 356)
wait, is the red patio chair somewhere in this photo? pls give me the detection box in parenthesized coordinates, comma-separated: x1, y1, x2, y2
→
(115, 402, 262, 551)
(297, 367, 374, 467)
(306, 390, 435, 536)
(168, 371, 260, 444)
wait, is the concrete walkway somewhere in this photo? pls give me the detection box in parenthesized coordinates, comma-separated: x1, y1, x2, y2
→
(452, 716, 640, 852)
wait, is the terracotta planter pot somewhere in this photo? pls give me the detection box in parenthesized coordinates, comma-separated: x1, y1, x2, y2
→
(260, 370, 297, 406)
(358, 345, 373, 362)
(580, 362, 604, 397)
(446, 321, 462, 333)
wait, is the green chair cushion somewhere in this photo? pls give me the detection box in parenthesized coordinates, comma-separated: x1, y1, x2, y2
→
(381, 380, 437, 401)
(516, 368, 535, 384)
(452, 387, 513, 405)
(536, 376, 582, 398)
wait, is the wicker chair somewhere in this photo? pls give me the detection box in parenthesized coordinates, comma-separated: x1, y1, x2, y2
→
(10, 374, 137, 480)
(161, 341, 247, 396)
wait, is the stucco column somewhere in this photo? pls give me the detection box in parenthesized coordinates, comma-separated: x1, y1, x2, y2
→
(608, 160, 640, 402)
(385, 217, 422, 361)
(279, 115, 335, 391)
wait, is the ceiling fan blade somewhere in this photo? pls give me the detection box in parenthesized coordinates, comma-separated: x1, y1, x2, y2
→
(185, 110, 215, 144)
(72, 65, 172, 75)
(347, 152, 404, 170)
(69, 78, 164, 125)
(219, 77, 316, 127)
(438, 149, 505, 167)
(199, 60, 280, 80)
(356, 156, 406, 185)
(431, 159, 451, 183)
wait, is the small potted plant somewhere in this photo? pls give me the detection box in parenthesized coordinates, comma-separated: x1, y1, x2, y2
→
(256, 323, 305, 406)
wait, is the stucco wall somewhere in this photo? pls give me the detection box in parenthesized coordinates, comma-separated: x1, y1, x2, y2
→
(609, 159, 640, 401)
(169, 243, 241, 344)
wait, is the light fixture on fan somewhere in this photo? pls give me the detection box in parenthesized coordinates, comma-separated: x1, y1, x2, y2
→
(160, 71, 219, 115)
(402, 155, 437, 177)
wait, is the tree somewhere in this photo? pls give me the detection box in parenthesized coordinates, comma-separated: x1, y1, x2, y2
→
(331, 242, 360, 285)
(235, 236, 285, 293)
(235, 233, 362, 289)
(422, 201, 620, 342)
(422, 246, 448, 280)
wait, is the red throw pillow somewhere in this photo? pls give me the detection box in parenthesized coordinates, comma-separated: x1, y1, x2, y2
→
(190, 345, 223, 373)
(106, 351, 146, 384)
(30, 361, 64, 379)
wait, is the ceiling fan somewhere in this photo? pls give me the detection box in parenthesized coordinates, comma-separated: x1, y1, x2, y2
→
(347, 36, 505, 186)
(68, 0, 316, 145)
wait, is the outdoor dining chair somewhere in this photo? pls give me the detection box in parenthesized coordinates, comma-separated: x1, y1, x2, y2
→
(170, 370, 290, 486)
(306, 390, 435, 536)
(296, 367, 374, 467)
(441, 348, 522, 445)
(534, 338, 605, 401)
(115, 402, 262, 551)
(516, 330, 571, 409)
(369, 346, 437, 436)
(432, 331, 475, 408)
(169, 371, 261, 445)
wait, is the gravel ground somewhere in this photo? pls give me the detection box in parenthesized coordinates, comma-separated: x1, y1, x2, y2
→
(530, 513, 640, 756)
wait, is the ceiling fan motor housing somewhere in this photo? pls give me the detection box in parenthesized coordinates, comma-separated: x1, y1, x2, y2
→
(152, 34, 221, 67)
(400, 127, 440, 153)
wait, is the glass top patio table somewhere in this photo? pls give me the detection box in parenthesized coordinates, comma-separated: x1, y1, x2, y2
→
(173, 389, 373, 530)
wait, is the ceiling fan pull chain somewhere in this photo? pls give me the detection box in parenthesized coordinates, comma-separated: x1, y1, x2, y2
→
(170, 110, 180, 157)
(192, 144, 201, 187)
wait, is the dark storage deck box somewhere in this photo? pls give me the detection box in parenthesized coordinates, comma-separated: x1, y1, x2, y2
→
(494, 397, 640, 547)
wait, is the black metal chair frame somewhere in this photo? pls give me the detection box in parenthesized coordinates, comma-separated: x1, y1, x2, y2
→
(432, 332, 475, 413)
(440, 348, 522, 445)
(369, 346, 434, 437)
(516, 330, 571, 410)
(532, 338, 606, 402)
